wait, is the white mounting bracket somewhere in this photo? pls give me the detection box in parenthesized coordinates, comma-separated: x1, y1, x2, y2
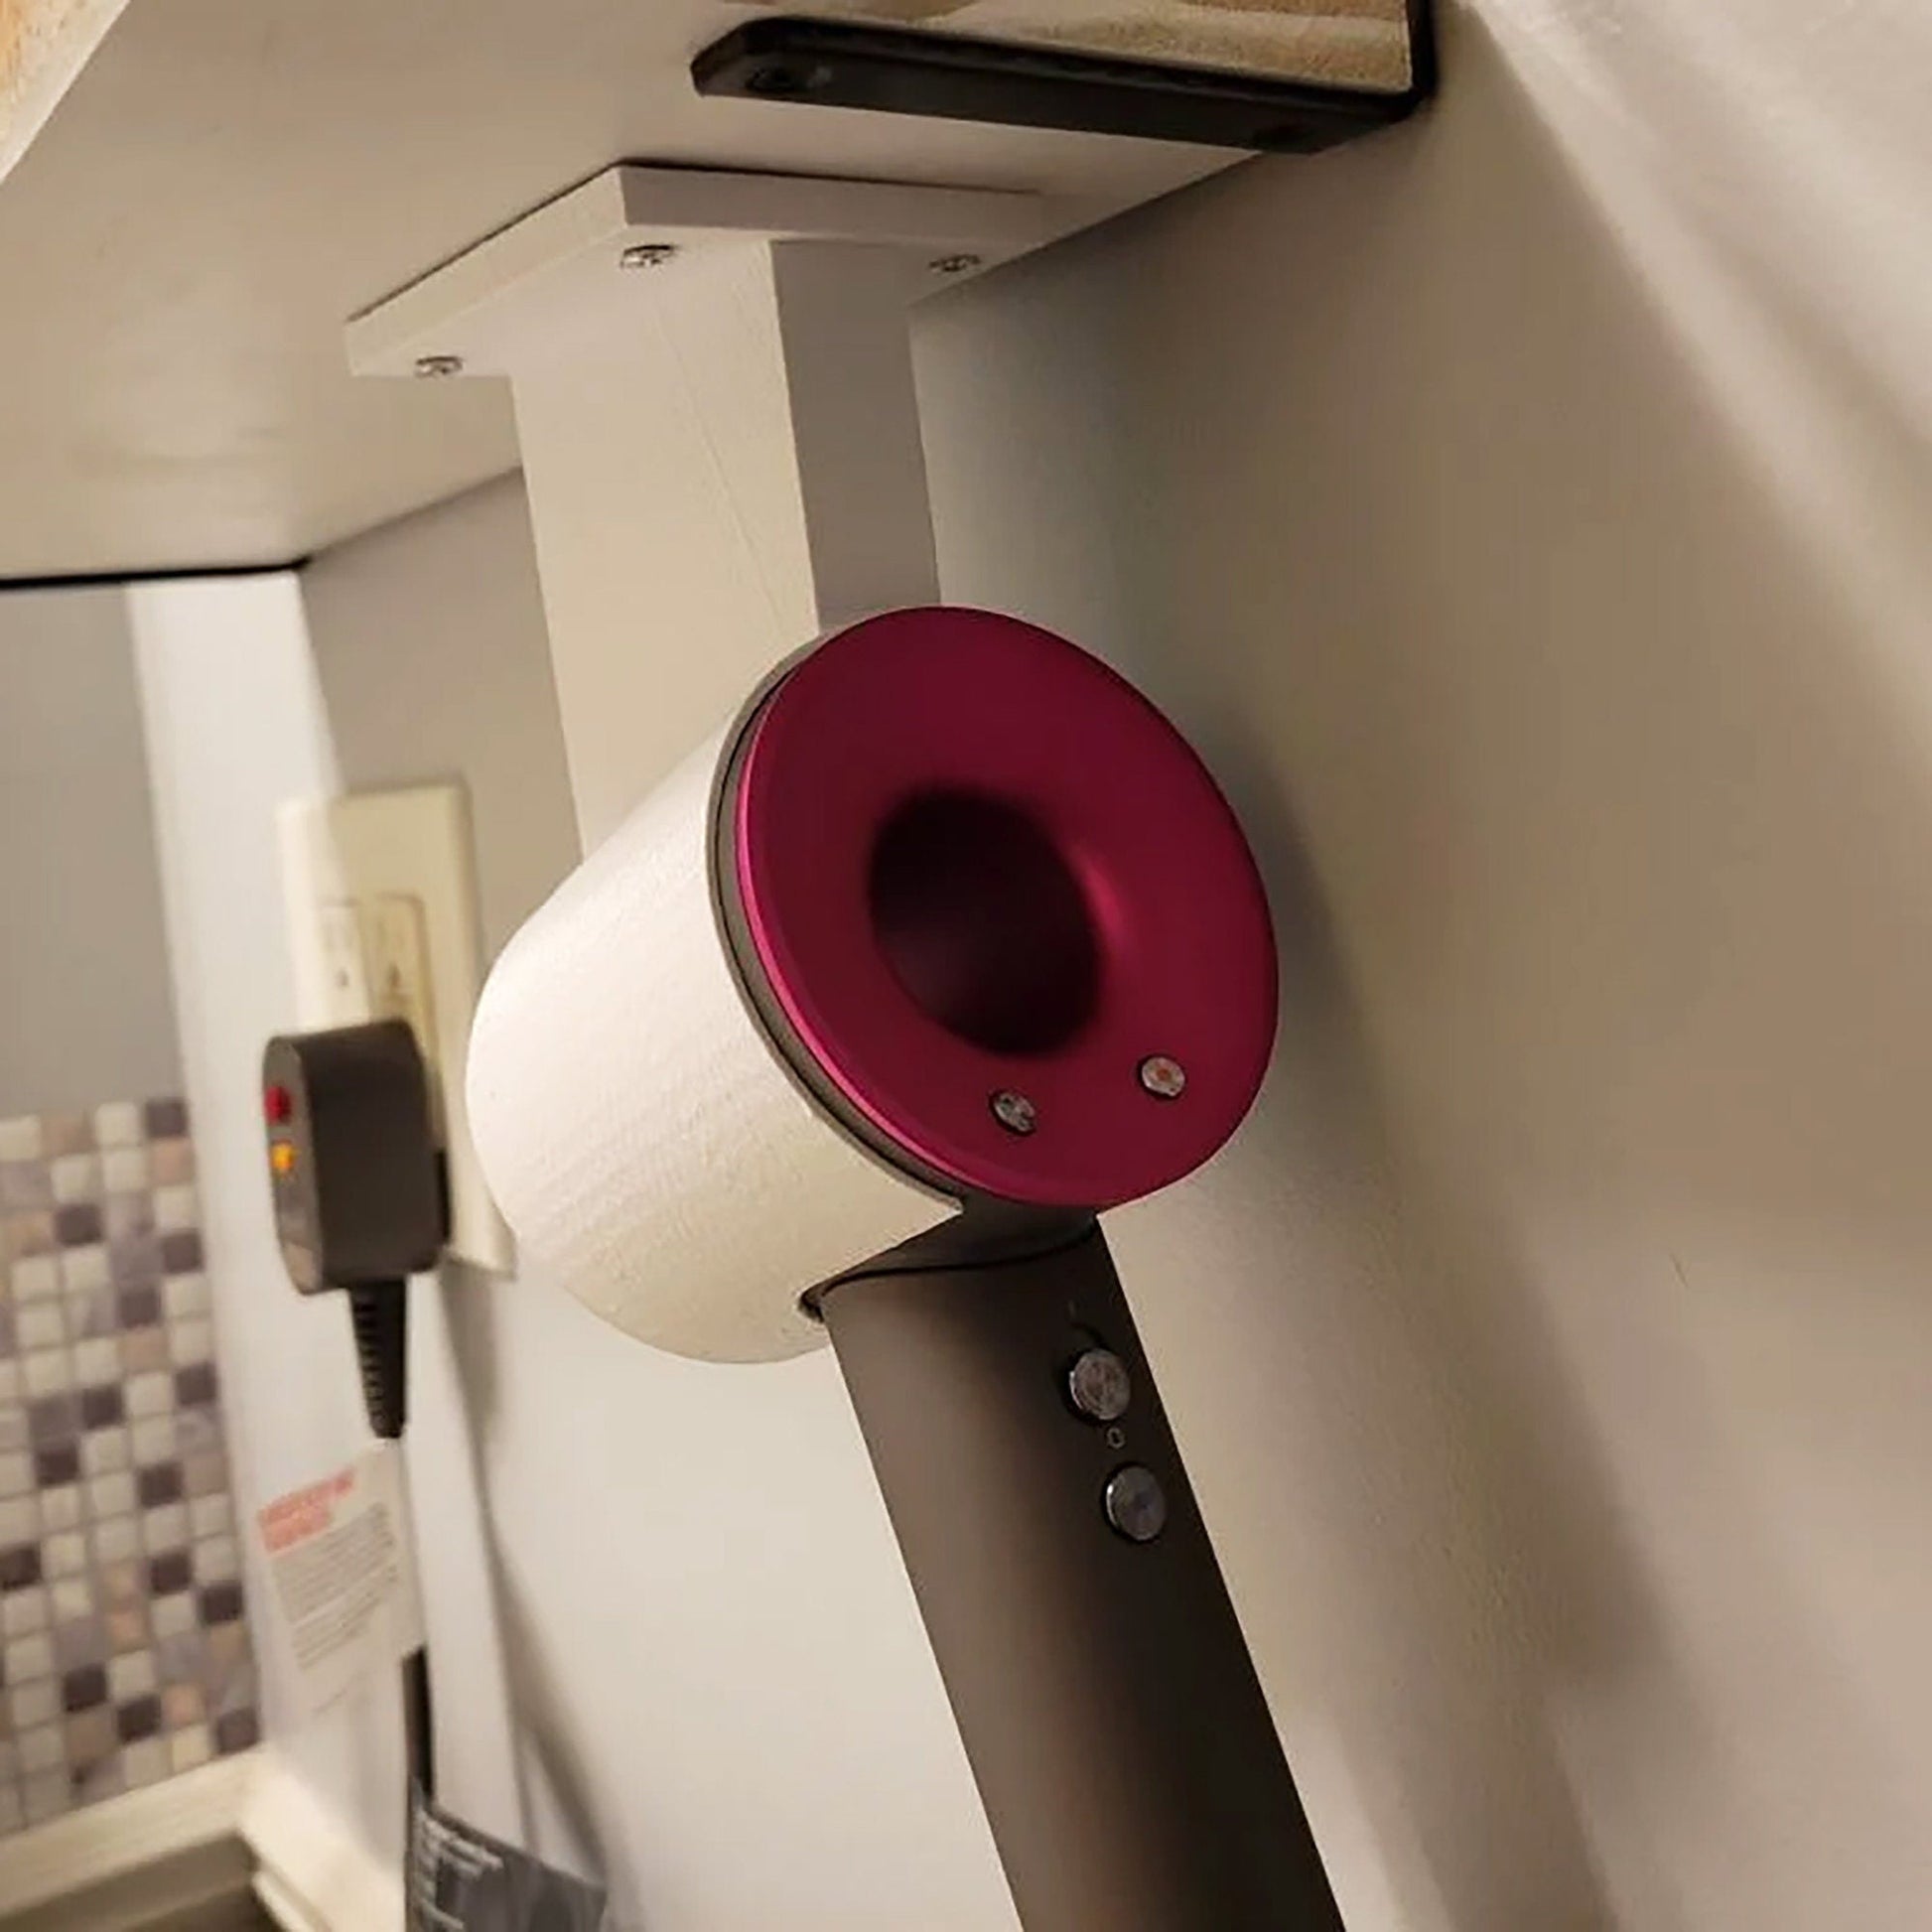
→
(349, 166, 1074, 847)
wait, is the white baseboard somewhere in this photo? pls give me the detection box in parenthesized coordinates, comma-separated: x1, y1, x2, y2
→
(242, 1750, 404, 1932)
(0, 1749, 258, 1922)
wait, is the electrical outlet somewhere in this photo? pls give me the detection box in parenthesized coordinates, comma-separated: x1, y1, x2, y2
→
(278, 786, 510, 1275)
(319, 900, 372, 1025)
(370, 895, 441, 1122)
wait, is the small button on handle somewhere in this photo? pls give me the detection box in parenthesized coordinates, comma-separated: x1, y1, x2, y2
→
(1104, 1465, 1169, 1544)
(1067, 1349, 1132, 1424)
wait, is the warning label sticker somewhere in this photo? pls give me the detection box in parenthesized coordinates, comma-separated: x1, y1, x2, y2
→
(255, 1443, 426, 1717)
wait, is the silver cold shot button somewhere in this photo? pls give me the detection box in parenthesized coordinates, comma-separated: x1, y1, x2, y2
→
(1104, 1465, 1169, 1544)
(1067, 1349, 1132, 1424)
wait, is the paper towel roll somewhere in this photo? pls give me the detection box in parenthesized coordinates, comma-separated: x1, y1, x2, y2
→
(466, 724, 952, 1364)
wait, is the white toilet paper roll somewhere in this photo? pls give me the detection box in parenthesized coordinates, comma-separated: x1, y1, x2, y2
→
(466, 725, 952, 1364)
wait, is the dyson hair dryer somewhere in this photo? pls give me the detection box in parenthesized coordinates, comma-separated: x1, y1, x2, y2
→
(467, 606, 1342, 1930)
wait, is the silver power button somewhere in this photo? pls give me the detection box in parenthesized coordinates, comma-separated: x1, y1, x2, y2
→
(1104, 1465, 1169, 1544)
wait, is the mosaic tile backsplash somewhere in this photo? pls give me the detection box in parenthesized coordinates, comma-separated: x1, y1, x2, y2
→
(0, 1098, 257, 1837)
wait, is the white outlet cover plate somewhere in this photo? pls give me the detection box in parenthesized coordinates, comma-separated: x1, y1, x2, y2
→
(278, 783, 512, 1275)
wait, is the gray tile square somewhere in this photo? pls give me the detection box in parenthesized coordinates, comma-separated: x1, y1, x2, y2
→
(0, 1168, 51, 1213)
(197, 1583, 244, 1627)
(147, 1552, 193, 1597)
(136, 1462, 184, 1509)
(62, 1664, 108, 1713)
(53, 1616, 107, 1673)
(213, 1708, 259, 1756)
(115, 1693, 161, 1743)
(54, 1204, 102, 1248)
(143, 1101, 190, 1142)
(158, 1232, 204, 1276)
(107, 1237, 162, 1292)
(78, 1385, 125, 1431)
(28, 1395, 76, 1448)
(174, 1364, 218, 1411)
(0, 1544, 43, 1591)
(69, 1289, 119, 1341)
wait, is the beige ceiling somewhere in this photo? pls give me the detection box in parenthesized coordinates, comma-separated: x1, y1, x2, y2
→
(0, 0, 1241, 579)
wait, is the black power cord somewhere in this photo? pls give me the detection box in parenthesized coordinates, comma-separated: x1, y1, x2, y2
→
(348, 1279, 436, 1809)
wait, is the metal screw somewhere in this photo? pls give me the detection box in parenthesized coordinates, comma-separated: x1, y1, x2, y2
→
(621, 242, 679, 271)
(930, 253, 984, 277)
(1067, 1349, 1132, 1424)
(1138, 1054, 1187, 1100)
(990, 1089, 1037, 1136)
(412, 353, 465, 379)
(1104, 1465, 1169, 1544)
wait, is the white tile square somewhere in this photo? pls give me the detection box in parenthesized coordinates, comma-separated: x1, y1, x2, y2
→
(49, 1155, 100, 1203)
(9, 1679, 57, 1729)
(151, 1593, 195, 1641)
(49, 1577, 93, 1621)
(19, 1727, 61, 1775)
(73, 1336, 119, 1385)
(0, 1497, 37, 1543)
(170, 1725, 213, 1774)
(0, 1117, 43, 1162)
(122, 1737, 169, 1787)
(196, 1538, 239, 1584)
(143, 1503, 189, 1553)
(0, 1362, 18, 1405)
(11, 1256, 59, 1301)
(154, 1184, 199, 1233)
(0, 1451, 32, 1497)
(44, 1530, 85, 1579)
(93, 1516, 140, 1564)
(4, 1634, 52, 1683)
(17, 1300, 65, 1352)
(170, 1318, 214, 1366)
(164, 1273, 211, 1320)
(22, 1347, 73, 1396)
(195, 1534, 239, 1584)
(126, 1371, 175, 1420)
(38, 1485, 79, 1533)
(108, 1650, 156, 1701)
(88, 1471, 136, 1519)
(1, 1588, 48, 1636)
(189, 1494, 232, 1540)
(60, 1245, 108, 1294)
(81, 1428, 130, 1477)
(131, 1416, 177, 1465)
(0, 1784, 19, 1834)
(93, 1103, 141, 1149)
(101, 1147, 150, 1192)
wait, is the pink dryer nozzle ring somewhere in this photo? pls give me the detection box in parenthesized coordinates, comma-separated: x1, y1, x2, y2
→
(715, 605, 1278, 1210)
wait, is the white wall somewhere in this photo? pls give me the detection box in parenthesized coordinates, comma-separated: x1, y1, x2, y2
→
(142, 2, 1932, 1927)
(916, 6, 1932, 1926)
(127, 576, 417, 1899)
(0, 584, 181, 1111)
